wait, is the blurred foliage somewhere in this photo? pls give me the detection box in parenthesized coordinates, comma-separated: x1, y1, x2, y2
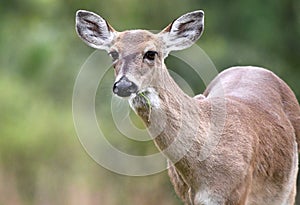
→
(0, 0, 299, 204)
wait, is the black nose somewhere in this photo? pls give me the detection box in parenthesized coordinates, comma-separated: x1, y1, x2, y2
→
(113, 76, 138, 97)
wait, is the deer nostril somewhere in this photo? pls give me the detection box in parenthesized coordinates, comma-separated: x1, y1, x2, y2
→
(113, 84, 119, 94)
(113, 76, 138, 97)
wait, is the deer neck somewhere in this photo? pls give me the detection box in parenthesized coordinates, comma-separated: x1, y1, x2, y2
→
(129, 65, 210, 162)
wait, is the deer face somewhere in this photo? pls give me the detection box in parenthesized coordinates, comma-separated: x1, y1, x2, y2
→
(108, 30, 164, 97)
(76, 10, 204, 98)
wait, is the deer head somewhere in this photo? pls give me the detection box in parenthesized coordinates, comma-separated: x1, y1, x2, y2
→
(76, 10, 204, 98)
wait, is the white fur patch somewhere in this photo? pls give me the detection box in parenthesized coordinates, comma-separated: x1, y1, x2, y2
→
(129, 87, 160, 111)
(194, 190, 223, 205)
(195, 190, 212, 205)
(144, 87, 160, 108)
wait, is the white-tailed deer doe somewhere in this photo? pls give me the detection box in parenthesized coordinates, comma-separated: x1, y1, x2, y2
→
(76, 10, 300, 205)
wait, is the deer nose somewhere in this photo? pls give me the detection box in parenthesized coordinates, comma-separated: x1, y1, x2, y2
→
(113, 76, 138, 97)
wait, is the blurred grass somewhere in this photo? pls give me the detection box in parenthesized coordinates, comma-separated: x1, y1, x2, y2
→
(0, 0, 299, 204)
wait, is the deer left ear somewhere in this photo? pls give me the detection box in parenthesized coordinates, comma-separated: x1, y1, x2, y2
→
(158, 10, 204, 57)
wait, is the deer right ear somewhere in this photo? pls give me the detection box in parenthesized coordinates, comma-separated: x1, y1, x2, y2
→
(158, 10, 204, 57)
(76, 10, 116, 51)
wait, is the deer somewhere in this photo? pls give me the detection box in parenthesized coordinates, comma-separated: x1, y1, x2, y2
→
(75, 10, 300, 205)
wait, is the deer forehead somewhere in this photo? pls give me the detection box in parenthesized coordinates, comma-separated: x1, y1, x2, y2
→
(113, 30, 161, 52)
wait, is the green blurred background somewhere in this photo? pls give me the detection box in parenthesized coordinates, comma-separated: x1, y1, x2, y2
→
(0, 0, 299, 204)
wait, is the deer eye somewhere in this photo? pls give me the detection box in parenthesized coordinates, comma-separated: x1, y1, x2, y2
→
(108, 51, 119, 62)
(144, 51, 157, 61)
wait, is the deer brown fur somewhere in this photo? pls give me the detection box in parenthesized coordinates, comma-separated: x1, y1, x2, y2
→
(76, 10, 300, 205)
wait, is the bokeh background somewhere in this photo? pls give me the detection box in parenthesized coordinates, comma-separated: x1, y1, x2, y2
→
(1, 0, 299, 204)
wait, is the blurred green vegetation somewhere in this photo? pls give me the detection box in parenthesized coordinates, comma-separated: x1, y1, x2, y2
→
(0, 0, 299, 204)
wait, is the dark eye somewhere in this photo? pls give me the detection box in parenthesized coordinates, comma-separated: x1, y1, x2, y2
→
(109, 51, 119, 62)
(144, 51, 157, 61)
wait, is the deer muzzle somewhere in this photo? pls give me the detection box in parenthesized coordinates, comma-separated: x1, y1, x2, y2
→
(113, 76, 138, 97)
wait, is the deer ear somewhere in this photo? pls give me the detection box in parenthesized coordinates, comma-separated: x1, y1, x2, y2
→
(158, 10, 204, 57)
(76, 10, 116, 51)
